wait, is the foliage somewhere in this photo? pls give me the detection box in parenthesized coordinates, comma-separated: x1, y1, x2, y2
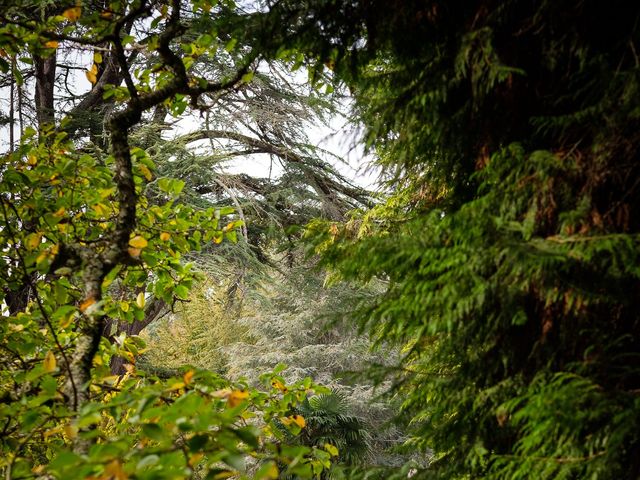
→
(0, 1, 348, 478)
(141, 277, 252, 374)
(283, 392, 372, 467)
(301, 1, 640, 478)
(144, 251, 408, 468)
(3, 349, 336, 479)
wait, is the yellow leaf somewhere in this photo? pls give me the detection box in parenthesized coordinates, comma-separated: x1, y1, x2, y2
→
(92, 203, 108, 216)
(102, 375, 120, 385)
(183, 370, 195, 385)
(43, 350, 57, 372)
(292, 415, 306, 428)
(280, 417, 292, 426)
(94, 52, 102, 64)
(100, 10, 113, 19)
(86, 64, 98, 85)
(44, 40, 58, 49)
(86, 69, 97, 84)
(120, 301, 129, 312)
(62, 6, 82, 22)
(160, 232, 171, 241)
(79, 297, 96, 313)
(136, 292, 145, 309)
(104, 459, 127, 480)
(259, 462, 279, 480)
(53, 207, 66, 217)
(128, 247, 141, 258)
(27, 154, 37, 166)
(227, 389, 249, 408)
(212, 472, 235, 479)
(139, 164, 153, 181)
(64, 424, 78, 439)
(25, 232, 42, 250)
(324, 443, 339, 457)
(36, 251, 49, 266)
(271, 379, 288, 392)
(188, 453, 204, 467)
(129, 235, 148, 248)
(60, 312, 75, 329)
(212, 388, 232, 399)
(43, 425, 63, 439)
(168, 381, 185, 391)
(31, 465, 45, 475)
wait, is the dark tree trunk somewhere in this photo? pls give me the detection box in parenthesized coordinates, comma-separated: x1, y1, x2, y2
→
(33, 52, 56, 132)
(103, 297, 167, 375)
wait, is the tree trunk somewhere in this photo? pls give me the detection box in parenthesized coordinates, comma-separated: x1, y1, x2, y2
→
(33, 52, 56, 132)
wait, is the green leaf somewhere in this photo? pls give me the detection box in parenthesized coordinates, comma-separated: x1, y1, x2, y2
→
(255, 461, 278, 480)
(224, 38, 237, 52)
(136, 454, 160, 470)
(241, 71, 254, 83)
(141, 423, 165, 441)
(175, 284, 189, 299)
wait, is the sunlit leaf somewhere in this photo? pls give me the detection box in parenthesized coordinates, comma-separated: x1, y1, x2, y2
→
(324, 443, 339, 457)
(129, 235, 148, 248)
(227, 390, 249, 407)
(183, 370, 195, 385)
(25, 232, 42, 250)
(62, 6, 82, 22)
(43, 350, 56, 372)
(136, 292, 145, 308)
(79, 297, 96, 313)
(86, 63, 98, 84)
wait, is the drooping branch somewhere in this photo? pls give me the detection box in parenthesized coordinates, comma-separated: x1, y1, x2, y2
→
(179, 129, 374, 218)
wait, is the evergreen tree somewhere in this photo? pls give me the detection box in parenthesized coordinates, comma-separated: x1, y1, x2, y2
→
(295, 1, 640, 478)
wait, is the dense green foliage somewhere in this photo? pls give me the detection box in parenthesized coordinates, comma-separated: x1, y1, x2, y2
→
(303, 1, 640, 478)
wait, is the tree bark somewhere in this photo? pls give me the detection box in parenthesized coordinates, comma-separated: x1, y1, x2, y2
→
(33, 52, 56, 132)
(104, 297, 166, 375)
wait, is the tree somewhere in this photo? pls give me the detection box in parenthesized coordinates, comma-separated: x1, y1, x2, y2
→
(142, 243, 410, 470)
(297, 1, 640, 478)
(0, 1, 347, 477)
(0, 0, 372, 376)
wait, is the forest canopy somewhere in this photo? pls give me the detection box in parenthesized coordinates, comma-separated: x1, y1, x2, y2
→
(1, 1, 640, 479)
